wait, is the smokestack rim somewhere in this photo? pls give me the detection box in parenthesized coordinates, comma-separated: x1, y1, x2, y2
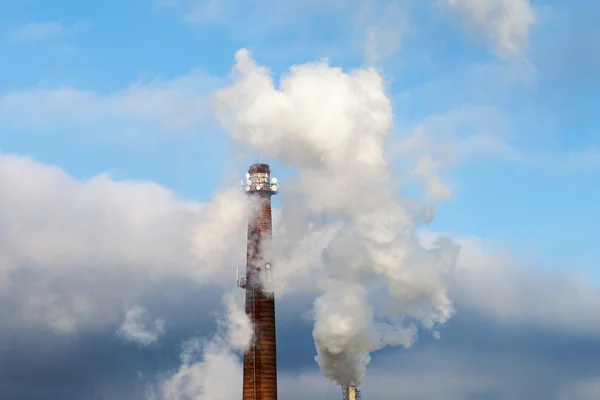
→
(248, 163, 271, 174)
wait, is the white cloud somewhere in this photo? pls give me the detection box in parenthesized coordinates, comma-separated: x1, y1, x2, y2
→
(0, 4, 597, 397)
(0, 154, 248, 334)
(443, 0, 536, 58)
(278, 358, 501, 400)
(395, 105, 600, 173)
(416, 231, 600, 338)
(277, 338, 598, 400)
(182, 0, 223, 23)
(10, 20, 91, 42)
(117, 305, 165, 346)
(0, 150, 599, 398)
(156, 0, 533, 63)
(0, 71, 221, 135)
(452, 235, 600, 336)
(353, 0, 409, 64)
(156, 0, 389, 64)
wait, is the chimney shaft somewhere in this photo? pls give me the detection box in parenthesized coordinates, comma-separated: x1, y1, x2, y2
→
(241, 163, 278, 400)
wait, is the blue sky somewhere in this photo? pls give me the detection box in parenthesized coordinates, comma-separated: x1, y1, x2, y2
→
(0, 1, 599, 399)
(1, 0, 597, 270)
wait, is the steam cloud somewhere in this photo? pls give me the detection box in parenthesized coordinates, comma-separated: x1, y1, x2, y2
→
(207, 49, 461, 386)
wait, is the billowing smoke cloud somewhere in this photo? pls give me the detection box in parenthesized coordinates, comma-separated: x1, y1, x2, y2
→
(312, 282, 381, 384)
(212, 49, 460, 386)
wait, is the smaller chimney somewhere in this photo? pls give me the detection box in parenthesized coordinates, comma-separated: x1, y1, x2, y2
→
(342, 385, 361, 400)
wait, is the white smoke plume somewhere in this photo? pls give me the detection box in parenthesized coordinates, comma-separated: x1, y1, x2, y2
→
(161, 338, 242, 400)
(190, 187, 251, 282)
(160, 290, 252, 400)
(312, 282, 381, 385)
(212, 49, 460, 386)
(223, 290, 254, 351)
